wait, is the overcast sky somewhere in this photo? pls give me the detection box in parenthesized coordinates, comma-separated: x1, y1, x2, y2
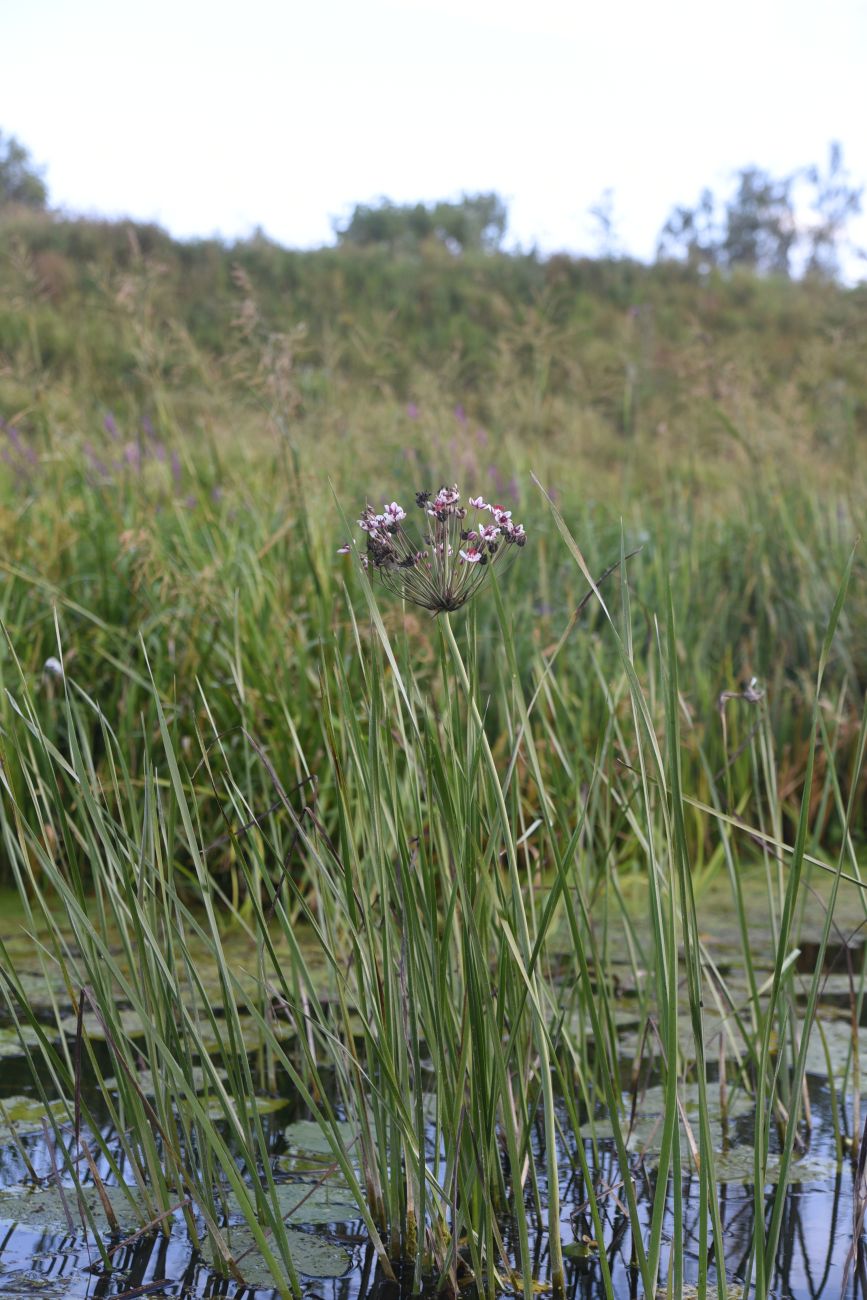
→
(5, 0, 867, 271)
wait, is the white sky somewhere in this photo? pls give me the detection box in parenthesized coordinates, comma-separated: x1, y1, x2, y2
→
(4, 0, 867, 270)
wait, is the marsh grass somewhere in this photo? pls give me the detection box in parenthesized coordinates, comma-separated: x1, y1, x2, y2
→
(1, 235, 866, 1296)
(1, 483, 864, 1296)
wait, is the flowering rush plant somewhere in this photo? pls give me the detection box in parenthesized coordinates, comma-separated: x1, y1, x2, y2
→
(338, 484, 527, 613)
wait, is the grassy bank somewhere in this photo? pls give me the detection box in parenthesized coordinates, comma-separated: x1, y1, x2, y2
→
(0, 215, 866, 1295)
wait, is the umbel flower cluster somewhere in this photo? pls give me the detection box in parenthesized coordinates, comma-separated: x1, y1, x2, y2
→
(339, 485, 527, 613)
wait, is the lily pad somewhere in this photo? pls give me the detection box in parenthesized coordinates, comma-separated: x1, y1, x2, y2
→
(184, 1013, 296, 1053)
(4, 970, 70, 1012)
(589, 1082, 754, 1160)
(0, 1183, 147, 1230)
(57, 1010, 147, 1040)
(0, 1096, 71, 1140)
(0, 1024, 45, 1059)
(0, 1269, 79, 1299)
(803, 1018, 867, 1079)
(712, 1147, 838, 1185)
(102, 1065, 228, 1096)
(227, 1180, 359, 1223)
(283, 1117, 358, 1155)
(202, 1093, 289, 1120)
(212, 1224, 351, 1284)
(619, 1019, 750, 1064)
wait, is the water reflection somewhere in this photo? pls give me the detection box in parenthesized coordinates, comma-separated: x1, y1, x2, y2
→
(0, 1079, 862, 1299)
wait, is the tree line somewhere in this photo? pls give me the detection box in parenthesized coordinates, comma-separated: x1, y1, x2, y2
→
(1, 129, 862, 281)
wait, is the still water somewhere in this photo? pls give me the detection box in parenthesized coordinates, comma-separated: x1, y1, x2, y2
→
(0, 1040, 862, 1300)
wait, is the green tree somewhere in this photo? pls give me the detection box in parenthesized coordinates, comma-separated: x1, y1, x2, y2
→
(429, 193, 508, 253)
(722, 166, 797, 276)
(0, 131, 48, 209)
(656, 187, 719, 271)
(335, 192, 507, 253)
(657, 145, 864, 282)
(802, 141, 863, 279)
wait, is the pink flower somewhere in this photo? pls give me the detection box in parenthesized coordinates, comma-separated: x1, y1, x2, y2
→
(502, 520, 526, 545)
(346, 478, 527, 612)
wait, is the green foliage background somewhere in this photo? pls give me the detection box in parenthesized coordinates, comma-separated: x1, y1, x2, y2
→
(0, 210, 865, 879)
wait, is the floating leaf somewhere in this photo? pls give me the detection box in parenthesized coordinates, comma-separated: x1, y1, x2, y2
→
(712, 1147, 838, 1185)
(588, 1082, 755, 1170)
(202, 1094, 289, 1120)
(283, 1118, 358, 1155)
(227, 1180, 359, 1223)
(212, 1224, 351, 1284)
(3, 970, 70, 1012)
(0, 1025, 45, 1059)
(0, 1096, 71, 1141)
(57, 1010, 147, 1040)
(0, 1183, 147, 1230)
(102, 1065, 228, 1096)
(803, 1017, 867, 1079)
(0, 1269, 79, 1299)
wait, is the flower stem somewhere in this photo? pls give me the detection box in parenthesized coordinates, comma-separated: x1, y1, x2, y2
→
(441, 613, 565, 1300)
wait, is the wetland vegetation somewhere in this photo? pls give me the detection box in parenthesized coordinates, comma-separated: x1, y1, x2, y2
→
(0, 197, 866, 1299)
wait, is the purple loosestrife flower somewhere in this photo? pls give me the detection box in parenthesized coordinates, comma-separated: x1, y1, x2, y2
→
(338, 483, 527, 614)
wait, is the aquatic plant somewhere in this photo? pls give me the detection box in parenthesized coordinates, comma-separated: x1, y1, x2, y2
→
(1, 242, 866, 1298)
(1, 503, 863, 1299)
(340, 485, 527, 612)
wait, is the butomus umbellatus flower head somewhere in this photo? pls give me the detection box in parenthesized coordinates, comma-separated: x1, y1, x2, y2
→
(338, 484, 527, 613)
